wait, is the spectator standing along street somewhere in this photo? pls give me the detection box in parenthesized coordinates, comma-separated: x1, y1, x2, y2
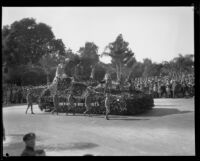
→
(25, 90, 34, 114)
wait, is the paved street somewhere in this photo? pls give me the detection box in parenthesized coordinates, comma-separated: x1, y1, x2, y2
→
(3, 98, 195, 156)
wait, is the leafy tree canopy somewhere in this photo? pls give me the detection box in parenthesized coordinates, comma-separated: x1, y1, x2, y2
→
(102, 34, 135, 82)
(2, 18, 65, 66)
(2, 18, 66, 85)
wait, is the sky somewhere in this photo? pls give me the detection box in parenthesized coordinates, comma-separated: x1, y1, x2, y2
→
(2, 7, 194, 64)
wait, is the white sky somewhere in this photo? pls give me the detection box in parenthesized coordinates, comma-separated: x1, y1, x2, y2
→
(2, 7, 194, 64)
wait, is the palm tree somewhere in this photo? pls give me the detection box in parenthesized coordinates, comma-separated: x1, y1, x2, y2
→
(101, 34, 134, 82)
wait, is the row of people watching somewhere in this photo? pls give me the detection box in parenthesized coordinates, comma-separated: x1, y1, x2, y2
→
(128, 74, 194, 98)
(2, 85, 26, 104)
(2, 74, 194, 105)
(2, 85, 46, 104)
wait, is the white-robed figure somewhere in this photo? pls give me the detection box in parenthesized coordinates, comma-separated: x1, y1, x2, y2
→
(53, 58, 69, 84)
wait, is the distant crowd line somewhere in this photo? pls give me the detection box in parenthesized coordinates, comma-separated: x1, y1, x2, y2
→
(128, 74, 194, 98)
(2, 85, 47, 105)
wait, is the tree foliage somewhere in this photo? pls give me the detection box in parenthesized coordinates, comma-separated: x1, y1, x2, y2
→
(2, 18, 66, 85)
(102, 34, 135, 82)
(78, 42, 100, 80)
(129, 54, 194, 79)
(39, 54, 58, 85)
(79, 42, 99, 65)
(2, 19, 194, 86)
(64, 49, 81, 77)
(91, 63, 106, 82)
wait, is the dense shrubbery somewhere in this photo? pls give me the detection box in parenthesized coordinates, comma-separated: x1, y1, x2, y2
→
(124, 93, 154, 115)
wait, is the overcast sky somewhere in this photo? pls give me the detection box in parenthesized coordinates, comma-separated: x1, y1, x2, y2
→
(2, 7, 194, 64)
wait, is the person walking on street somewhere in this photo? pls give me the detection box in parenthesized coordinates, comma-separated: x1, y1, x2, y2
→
(105, 93, 111, 120)
(25, 90, 34, 114)
(52, 93, 59, 115)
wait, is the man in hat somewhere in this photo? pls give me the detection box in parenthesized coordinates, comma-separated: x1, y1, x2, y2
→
(21, 133, 46, 156)
(21, 133, 37, 156)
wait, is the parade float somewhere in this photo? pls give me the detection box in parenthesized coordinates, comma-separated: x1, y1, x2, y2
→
(37, 76, 154, 115)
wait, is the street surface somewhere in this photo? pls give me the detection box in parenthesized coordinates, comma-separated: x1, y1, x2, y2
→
(3, 98, 195, 156)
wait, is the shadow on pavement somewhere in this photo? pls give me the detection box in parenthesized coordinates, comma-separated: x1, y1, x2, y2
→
(89, 115, 150, 121)
(33, 108, 192, 118)
(37, 142, 99, 151)
(134, 108, 192, 117)
(154, 105, 179, 106)
(109, 118, 150, 121)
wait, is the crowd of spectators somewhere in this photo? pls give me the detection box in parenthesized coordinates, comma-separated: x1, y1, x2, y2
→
(128, 74, 194, 98)
(2, 84, 41, 105)
(2, 84, 48, 105)
(3, 84, 25, 104)
(2, 74, 194, 105)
